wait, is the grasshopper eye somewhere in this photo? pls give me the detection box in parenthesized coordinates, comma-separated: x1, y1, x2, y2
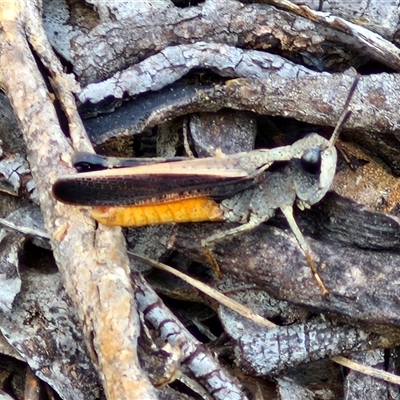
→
(301, 146, 321, 175)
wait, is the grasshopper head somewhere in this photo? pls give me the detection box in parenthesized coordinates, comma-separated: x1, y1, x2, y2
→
(289, 133, 337, 208)
(288, 77, 357, 209)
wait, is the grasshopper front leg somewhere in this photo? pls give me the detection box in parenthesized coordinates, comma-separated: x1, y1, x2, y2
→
(280, 204, 328, 296)
(201, 205, 329, 295)
(201, 213, 269, 279)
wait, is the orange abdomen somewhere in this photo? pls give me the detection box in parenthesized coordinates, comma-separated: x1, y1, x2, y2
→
(89, 197, 224, 227)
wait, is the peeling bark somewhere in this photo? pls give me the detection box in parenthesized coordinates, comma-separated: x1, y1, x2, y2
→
(71, 0, 393, 85)
(0, 2, 156, 399)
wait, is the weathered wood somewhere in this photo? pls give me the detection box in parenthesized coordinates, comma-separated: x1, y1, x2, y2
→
(0, 2, 157, 399)
(289, 0, 400, 39)
(70, 0, 388, 85)
(343, 350, 400, 399)
(83, 73, 400, 175)
(1, 0, 400, 398)
(78, 43, 319, 104)
(174, 192, 400, 327)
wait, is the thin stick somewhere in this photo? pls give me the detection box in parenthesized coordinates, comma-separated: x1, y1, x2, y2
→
(332, 356, 400, 386)
(129, 252, 276, 329)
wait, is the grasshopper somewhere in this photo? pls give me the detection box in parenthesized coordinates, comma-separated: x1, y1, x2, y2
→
(53, 78, 358, 295)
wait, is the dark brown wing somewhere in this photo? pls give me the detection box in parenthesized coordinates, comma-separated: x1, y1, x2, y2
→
(52, 169, 256, 206)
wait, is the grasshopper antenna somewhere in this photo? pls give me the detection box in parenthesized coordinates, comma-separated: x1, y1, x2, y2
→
(329, 76, 359, 146)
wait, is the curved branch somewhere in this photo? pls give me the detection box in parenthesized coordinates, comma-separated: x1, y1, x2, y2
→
(79, 42, 319, 103)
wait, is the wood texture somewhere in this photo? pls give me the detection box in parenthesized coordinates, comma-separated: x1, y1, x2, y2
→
(1, 0, 400, 398)
(0, 2, 156, 399)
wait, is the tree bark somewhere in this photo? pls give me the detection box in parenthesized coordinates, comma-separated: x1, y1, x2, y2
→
(0, 2, 157, 399)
